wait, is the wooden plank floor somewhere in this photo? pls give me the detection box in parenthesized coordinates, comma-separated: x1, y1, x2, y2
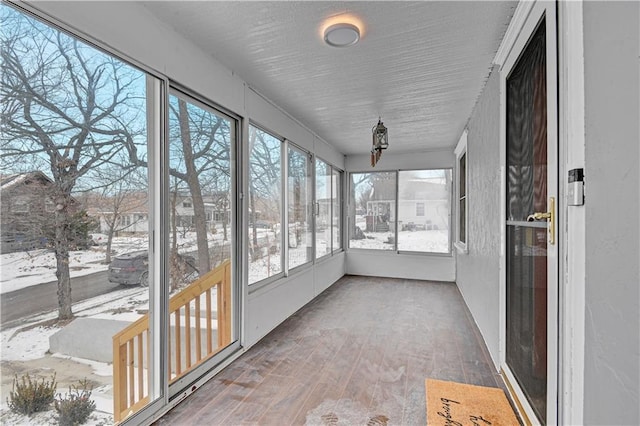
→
(156, 275, 501, 425)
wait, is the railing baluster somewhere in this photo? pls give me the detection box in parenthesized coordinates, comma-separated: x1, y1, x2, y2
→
(185, 302, 191, 368)
(113, 336, 127, 423)
(128, 340, 135, 406)
(168, 322, 172, 381)
(195, 296, 202, 361)
(146, 330, 150, 398)
(175, 308, 182, 376)
(137, 333, 144, 401)
(206, 288, 212, 354)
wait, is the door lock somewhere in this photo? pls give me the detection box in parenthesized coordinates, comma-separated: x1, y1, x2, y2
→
(526, 197, 555, 245)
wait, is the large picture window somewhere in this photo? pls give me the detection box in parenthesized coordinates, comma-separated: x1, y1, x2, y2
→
(0, 3, 156, 421)
(348, 172, 396, 250)
(397, 169, 451, 253)
(348, 169, 451, 254)
(287, 145, 313, 269)
(248, 125, 283, 284)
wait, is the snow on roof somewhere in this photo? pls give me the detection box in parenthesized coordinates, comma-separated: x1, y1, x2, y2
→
(0, 174, 26, 190)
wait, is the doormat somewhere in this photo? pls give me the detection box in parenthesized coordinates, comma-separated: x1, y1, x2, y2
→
(426, 379, 520, 426)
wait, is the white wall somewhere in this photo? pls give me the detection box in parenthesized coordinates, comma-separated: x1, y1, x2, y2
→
(26, 1, 346, 351)
(455, 66, 502, 366)
(246, 254, 345, 344)
(582, 2, 640, 424)
(345, 150, 456, 282)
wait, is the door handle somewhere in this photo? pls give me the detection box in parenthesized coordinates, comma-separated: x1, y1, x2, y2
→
(526, 197, 555, 245)
(527, 212, 551, 221)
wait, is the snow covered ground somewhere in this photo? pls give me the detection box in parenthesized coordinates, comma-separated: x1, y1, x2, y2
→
(0, 236, 148, 294)
(0, 230, 232, 295)
(349, 229, 449, 253)
(0, 286, 148, 424)
(0, 230, 226, 424)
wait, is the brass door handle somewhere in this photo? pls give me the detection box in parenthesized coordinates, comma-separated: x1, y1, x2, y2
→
(526, 197, 555, 245)
(527, 212, 551, 221)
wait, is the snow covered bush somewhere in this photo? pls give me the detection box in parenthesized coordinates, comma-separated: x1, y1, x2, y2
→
(7, 372, 57, 415)
(54, 379, 96, 426)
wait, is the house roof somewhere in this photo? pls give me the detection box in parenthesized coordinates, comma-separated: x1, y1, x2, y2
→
(0, 171, 53, 191)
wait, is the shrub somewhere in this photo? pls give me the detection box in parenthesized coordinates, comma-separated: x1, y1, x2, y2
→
(54, 379, 96, 426)
(7, 372, 57, 415)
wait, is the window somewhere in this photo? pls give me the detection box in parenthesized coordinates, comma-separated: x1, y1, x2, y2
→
(348, 172, 396, 250)
(248, 125, 282, 284)
(331, 168, 342, 253)
(168, 89, 236, 380)
(315, 159, 343, 258)
(397, 169, 451, 253)
(315, 160, 331, 258)
(12, 196, 29, 213)
(287, 145, 313, 269)
(1, 3, 154, 419)
(348, 170, 452, 254)
(454, 130, 468, 251)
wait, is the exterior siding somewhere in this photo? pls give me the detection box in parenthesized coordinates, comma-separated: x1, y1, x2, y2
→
(455, 65, 502, 366)
(583, 2, 640, 424)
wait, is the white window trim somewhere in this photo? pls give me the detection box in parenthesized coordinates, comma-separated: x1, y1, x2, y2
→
(454, 129, 468, 254)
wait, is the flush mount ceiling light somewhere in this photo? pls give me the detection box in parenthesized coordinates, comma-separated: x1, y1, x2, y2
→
(324, 23, 360, 47)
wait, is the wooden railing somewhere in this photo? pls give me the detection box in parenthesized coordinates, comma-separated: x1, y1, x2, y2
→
(112, 260, 231, 423)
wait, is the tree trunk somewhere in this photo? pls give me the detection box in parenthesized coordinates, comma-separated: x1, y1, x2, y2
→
(178, 100, 211, 275)
(250, 191, 258, 248)
(106, 228, 114, 264)
(222, 200, 228, 242)
(54, 194, 73, 320)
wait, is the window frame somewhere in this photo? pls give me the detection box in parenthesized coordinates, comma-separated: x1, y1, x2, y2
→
(347, 170, 398, 252)
(247, 122, 286, 286)
(12, 196, 30, 213)
(166, 84, 242, 397)
(397, 168, 452, 255)
(314, 156, 344, 260)
(285, 141, 314, 273)
(454, 129, 468, 254)
(331, 167, 343, 254)
(347, 168, 453, 256)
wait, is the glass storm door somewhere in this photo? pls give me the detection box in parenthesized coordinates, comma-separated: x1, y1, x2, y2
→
(504, 3, 558, 425)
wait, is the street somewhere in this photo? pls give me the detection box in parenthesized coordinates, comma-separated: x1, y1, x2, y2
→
(0, 271, 122, 329)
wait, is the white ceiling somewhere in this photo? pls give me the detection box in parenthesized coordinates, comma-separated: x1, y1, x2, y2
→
(142, 1, 516, 156)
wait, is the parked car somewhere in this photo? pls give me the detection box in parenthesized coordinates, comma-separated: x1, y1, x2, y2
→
(109, 250, 197, 287)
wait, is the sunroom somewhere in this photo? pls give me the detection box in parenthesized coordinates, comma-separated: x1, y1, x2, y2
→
(0, 1, 637, 426)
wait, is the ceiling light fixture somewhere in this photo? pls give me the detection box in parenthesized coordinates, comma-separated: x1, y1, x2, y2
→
(371, 118, 388, 167)
(324, 22, 360, 47)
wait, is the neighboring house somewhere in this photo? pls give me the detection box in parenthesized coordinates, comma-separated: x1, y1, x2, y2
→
(173, 192, 231, 231)
(85, 191, 150, 235)
(0, 171, 81, 253)
(362, 177, 449, 232)
(397, 178, 449, 231)
(88, 191, 231, 235)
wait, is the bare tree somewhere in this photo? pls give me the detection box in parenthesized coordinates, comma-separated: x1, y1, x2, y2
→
(167, 96, 231, 276)
(91, 165, 148, 264)
(1, 8, 146, 320)
(248, 126, 281, 252)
